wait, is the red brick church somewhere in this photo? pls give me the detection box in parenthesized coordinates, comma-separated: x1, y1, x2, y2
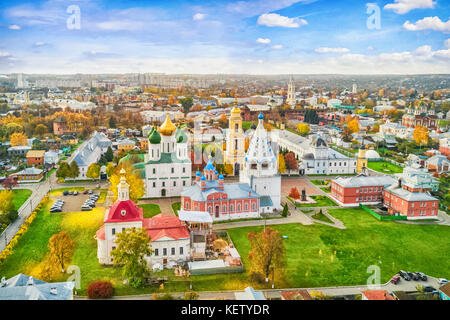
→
(401, 99, 437, 130)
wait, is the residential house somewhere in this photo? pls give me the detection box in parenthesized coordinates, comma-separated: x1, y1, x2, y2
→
(13, 167, 44, 182)
(234, 287, 266, 300)
(7, 145, 31, 157)
(361, 290, 395, 300)
(26, 150, 45, 166)
(439, 283, 450, 300)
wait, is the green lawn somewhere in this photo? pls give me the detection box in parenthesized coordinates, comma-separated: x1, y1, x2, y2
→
(311, 211, 333, 224)
(320, 187, 331, 194)
(12, 189, 32, 211)
(289, 195, 338, 207)
(1, 205, 449, 295)
(310, 180, 325, 186)
(368, 161, 403, 174)
(171, 202, 181, 216)
(138, 204, 162, 218)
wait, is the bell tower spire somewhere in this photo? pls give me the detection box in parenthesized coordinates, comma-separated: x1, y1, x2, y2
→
(117, 168, 130, 201)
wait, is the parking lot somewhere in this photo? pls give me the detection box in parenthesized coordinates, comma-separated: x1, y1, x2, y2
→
(50, 192, 104, 213)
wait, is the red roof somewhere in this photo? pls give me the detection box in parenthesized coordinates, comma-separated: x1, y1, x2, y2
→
(281, 290, 312, 300)
(105, 200, 143, 223)
(362, 290, 395, 300)
(146, 214, 190, 241)
(96, 225, 105, 240)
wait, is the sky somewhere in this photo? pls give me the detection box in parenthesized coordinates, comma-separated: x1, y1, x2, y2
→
(0, 0, 449, 74)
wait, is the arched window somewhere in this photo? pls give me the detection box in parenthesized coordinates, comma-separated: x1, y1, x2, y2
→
(185, 202, 190, 210)
(252, 202, 256, 211)
(223, 205, 227, 212)
(208, 206, 212, 214)
(230, 204, 234, 212)
(245, 203, 248, 211)
(237, 204, 241, 212)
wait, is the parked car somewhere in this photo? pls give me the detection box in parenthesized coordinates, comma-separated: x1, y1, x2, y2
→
(83, 190, 88, 194)
(88, 190, 93, 194)
(416, 272, 427, 281)
(73, 191, 78, 196)
(63, 191, 69, 196)
(81, 205, 92, 211)
(50, 208, 62, 213)
(399, 270, 411, 281)
(439, 278, 449, 286)
(408, 272, 419, 281)
(68, 191, 73, 195)
(390, 275, 400, 284)
(423, 286, 437, 293)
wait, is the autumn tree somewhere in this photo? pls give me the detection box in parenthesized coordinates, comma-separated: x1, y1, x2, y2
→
(289, 187, 300, 200)
(2, 175, 18, 190)
(218, 113, 228, 128)
(413, 125, 429, 146)
(297, 123, 310, 136)
(180, 96, 193, 114)
(106, 162, 116, 177)
(10, 132, 28, 146)
(110, 227, 153, 288)
(347, 118, 360, 133)
(284, 152, 298, 173)
(278, 153, 286, 173)
(56, 162, 71, 180)
(86, 163, 101, 180)
(109, 161, 145, 202)
(34, 124, 48, 137)
(68, 161, 80, 179)
(0, 190, 17, 224)
(248, 227, 286, 283)
(48, 232, 75, 273)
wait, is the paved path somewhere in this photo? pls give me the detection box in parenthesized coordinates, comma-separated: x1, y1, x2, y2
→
(75, 275, 442, 300)
(139, 198, 180, 216)
(394, 210, 450, 226)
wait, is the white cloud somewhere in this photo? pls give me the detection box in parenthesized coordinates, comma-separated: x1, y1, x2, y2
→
(0, 51, 11, 57)
(257, 13, 307, 28)
(445, 39, 450, 48)
(414, 45, 432, 56)
(33, 42, 47, 47)
(97, 20, 145, 31)
(8, 25, 21, 30)
(315, 47, 350, 53)
(193, 13, 206, 21)
(272, 45, 283, 50)
(384, 0, 436, 14)
(256, 38, 271, 44)
(403, 16, 450, 32)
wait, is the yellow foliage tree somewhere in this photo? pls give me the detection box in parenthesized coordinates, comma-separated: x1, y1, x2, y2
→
(278, 153, 286, 173)
(297, 123, 310, 136)
(413, 125, 429, 146)
(10, 132, 28, 146)
(109, 161, 145, 202)
(347, 118, 360, 133)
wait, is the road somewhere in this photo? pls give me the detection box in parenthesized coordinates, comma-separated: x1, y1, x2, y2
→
(74, 275, 443, 300)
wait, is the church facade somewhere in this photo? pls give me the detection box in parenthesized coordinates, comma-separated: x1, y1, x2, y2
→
(126, 113, 192, 198)
(401, 100, 437, 130)
(96, 169, 191, 266)
(240, 113, 282, 212)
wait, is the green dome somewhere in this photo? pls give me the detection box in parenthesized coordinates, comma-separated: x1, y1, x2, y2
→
(149, 129, 161, 144)
(176, 127, 188, 143)
(147, 126, 155, 138)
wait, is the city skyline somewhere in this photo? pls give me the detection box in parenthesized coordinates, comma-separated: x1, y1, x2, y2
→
(1, 0, 450, 74)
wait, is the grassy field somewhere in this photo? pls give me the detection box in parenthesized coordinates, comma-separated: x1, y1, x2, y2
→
(289, 195, 338, 207)
(310, 180, 325, 186)
(139, 204, 162, 218)
(171, 202, 181, 216)
(311, 211, 333, 224)
(12, 189, 32, 211)
(320, 187, 331, 194)
(368, 161, 403, 174)
(2, 204, 449, 296)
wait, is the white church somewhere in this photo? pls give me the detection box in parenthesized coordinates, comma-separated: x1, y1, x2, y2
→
(240, 113, 282, 212)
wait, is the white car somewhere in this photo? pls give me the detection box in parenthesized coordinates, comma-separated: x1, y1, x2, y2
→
(439, 278, 448, 286)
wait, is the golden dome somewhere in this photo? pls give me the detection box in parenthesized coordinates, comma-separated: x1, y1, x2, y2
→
(231, 107, 241, 114)
(159, 113, 177, 136)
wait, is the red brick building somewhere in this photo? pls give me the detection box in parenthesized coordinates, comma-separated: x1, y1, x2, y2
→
(53, 117, 67, 136)
(330, 175, 397, 207)
(401, 100, 437, 130)
(383, 183, 439, 220)
(26, 150, 45, 166)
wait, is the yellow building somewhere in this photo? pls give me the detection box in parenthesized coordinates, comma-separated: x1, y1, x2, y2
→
(224, 107, 245, 175)
(356, 146, 368, 173)
(118, 139, 136, 152)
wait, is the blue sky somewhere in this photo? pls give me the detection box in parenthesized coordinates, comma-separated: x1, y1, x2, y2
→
(0, 0, 449, 74)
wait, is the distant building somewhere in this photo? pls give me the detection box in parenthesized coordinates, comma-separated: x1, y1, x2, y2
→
(402, 100, 437, 130)
(0, 274, 74, 300)
(13, 167, 44, 182)
(117, 139, 136, 152)
(286, 76, 296, 108)
(7, 146, 31, 157)
(361, 290, 395, 300)
(224, 107, 245, 175)
(439, 282, 450, 300)
(53, 117, 67, 136)
(26, 150, 45, 166)
(70, 132, 112, 179)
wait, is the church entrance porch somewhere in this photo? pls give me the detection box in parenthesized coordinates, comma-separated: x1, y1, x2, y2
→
(234, 162, 240, 175)
(215, 205, 220, 218)
(161, 189, 166, 197)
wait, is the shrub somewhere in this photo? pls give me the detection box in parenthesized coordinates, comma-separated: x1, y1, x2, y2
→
(87, 281, 114, 299)
(250, 271, 266, 284)
(152, 293, 175, 300)
(281, 203, 288, 217)
(289, 187, 300, 200)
